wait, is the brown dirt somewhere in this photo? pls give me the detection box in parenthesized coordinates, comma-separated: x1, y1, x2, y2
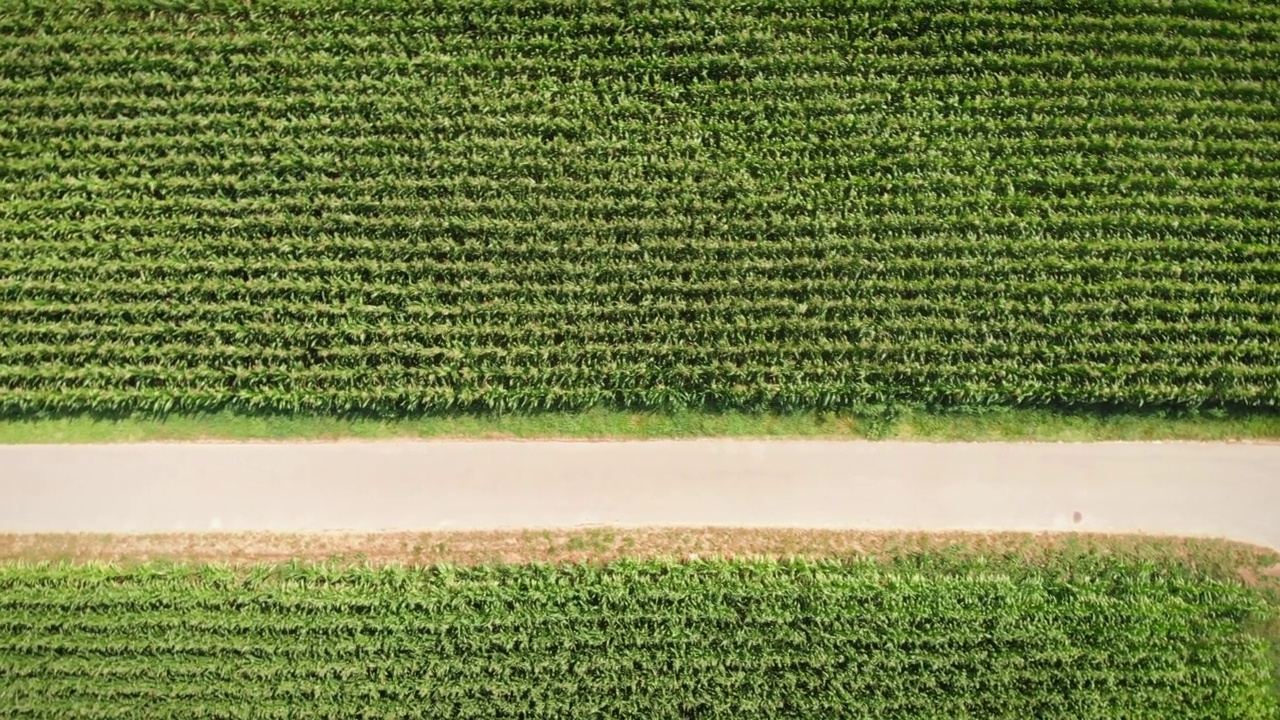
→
(1240, 566, 1260, 587)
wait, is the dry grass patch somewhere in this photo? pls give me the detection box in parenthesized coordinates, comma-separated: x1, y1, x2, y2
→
(1, 528, 1277, 590)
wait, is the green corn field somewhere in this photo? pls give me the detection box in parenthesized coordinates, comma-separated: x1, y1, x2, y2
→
(1, 0, 1278, 415)
(0, 558, 1275, 718)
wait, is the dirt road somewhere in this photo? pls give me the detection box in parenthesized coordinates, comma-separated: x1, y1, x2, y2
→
(1, 441, 1277, 549)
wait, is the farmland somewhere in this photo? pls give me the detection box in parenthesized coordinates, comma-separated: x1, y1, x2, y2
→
(1, 0, 1278, 418)
(1, 555, 1277, 718)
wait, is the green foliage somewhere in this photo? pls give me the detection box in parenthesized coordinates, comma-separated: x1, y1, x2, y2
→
(1, 0, 1279, 415)
(0, 558, 1275, 718)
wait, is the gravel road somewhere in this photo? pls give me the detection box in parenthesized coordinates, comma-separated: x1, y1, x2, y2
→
(2, 441, 1277, 549)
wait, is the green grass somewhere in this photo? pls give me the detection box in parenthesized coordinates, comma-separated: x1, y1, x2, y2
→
(2, 407, 1278, 443)
(1, 555, 1276, 719)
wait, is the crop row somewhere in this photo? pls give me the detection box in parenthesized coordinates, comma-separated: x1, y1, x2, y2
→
(3, 379, 1276, 416)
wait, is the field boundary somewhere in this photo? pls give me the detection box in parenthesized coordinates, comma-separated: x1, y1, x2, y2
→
(3, 408, 1280, 444)
(3, 528, 1278, 576)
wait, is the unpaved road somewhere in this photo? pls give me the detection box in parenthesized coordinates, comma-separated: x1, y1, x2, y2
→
(1, 441, 1277, 549)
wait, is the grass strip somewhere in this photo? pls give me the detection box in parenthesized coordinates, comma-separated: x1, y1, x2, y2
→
(3, 407, 1279, 443)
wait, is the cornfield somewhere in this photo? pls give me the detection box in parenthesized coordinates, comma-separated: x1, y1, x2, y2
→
(0, 558, 1276, 718)
(1, 0, 1278, 414)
